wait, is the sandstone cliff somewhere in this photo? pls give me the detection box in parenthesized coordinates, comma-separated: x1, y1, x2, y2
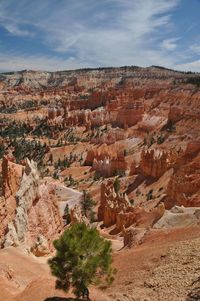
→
(1, 158, 63, 254)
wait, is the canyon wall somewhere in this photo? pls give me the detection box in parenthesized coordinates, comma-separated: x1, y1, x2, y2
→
(1, 158, 63, 254)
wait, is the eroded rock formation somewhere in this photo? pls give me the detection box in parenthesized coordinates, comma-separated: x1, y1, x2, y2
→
(98, 181, 165, 232)
(166, 152, 200, 208)
(0, 156, 23, 244)
(2, 155, 23, 199)
(139, 148, 177, 178)
(123, 227, 148, 248)
(1, 158, 63, 253)
(85, 144, 127, 177)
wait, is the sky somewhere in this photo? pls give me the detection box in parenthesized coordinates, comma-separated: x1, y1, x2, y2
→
(0, 0, 200, 72)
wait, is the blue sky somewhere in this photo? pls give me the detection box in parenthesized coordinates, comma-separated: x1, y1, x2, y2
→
(0, 0, 200, 72)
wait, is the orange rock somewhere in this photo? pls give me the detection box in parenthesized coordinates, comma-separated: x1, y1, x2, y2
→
(166, 153, 200, 208)
(139, 148, 176, 178)
(1, 158, 63, 251)
(98, 181, 165, 232)
(2, 155, 23, 199)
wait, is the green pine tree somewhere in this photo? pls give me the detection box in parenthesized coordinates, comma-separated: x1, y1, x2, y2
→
(81, 190, 96, 218)
(48, 223, 116, 298)
(64, 203, 71, 225)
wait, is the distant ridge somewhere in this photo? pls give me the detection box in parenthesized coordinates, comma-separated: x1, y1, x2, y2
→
(0, 65, 200, 76)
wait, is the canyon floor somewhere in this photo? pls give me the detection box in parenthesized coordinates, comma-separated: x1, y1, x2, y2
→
(0, 66, 200, 301)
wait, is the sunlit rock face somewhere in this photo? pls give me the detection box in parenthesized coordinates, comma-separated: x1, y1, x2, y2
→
(0, 156, 23, 245)
(139, 148, 177, 179)
(98, 181, 165, 232)
(166, 153, 200, 208)
(2, 155, 23, 199)
(1, 158, 63, 253)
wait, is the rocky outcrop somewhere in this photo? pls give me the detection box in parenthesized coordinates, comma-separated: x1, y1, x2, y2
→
(154, 205, 200, 229)
(166, 153, 200, 208)
(85, 144, 127, 177)
(2, 155, 23, 199)
(105, 90, 144, 128)
(0, 196, 8, 245)
(4, 159, 40, 247)
(93, 154, 127, 178)
(98, 181, 165, 232)
(0, 156, 23, 245)
(85, 145, 119, 165)
(123, 227, 148, 248)
(2, 159, 63, 251)
(138, 114, 167, 132)
(26, 181, 63, 251)
(116, 203, 165, 231)
(30, 234, 50, 256)
(139, 148, 176, 178)
(70, 204, 88, 224)
(98, 181, 131, 228)
(90, 127, 127, 145)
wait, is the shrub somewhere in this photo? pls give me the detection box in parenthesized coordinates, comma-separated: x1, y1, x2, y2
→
(124, 149, 128, 156)
(63, 203, 71, 225)
(113, 177, 120, 193)
(186, 77, 200, 87)
(0, 145, 6, 159)
(157, 135, 165, 145)
(81, 190, 96, 218)
(146, 189, 153, 201)
(8, 138, 47, 164)
(149, 136, 155, 147)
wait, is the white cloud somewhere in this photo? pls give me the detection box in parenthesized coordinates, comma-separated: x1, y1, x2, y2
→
(161, 38, 180, 51)
(175, 60, 200, 72)
(0, 13, 33, 37)
(39, 0, 180, 67)
(2, 23, 32, 37)
(0, 53, 90, 72)
(0, 0, 182, 70)
(190, 44, 200, 55)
